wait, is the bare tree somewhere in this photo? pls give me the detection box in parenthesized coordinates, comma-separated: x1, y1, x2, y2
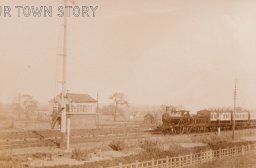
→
(12, 94, 39, 119)
(109, 92, 128, 121)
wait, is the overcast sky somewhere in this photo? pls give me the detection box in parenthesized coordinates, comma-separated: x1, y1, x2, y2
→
(1, 0, 256, 111)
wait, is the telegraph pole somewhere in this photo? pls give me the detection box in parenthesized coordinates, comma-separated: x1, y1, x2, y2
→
(96, 93, 99, 128)
(60, 0, 68, 148)
(232, 79, 237, 140)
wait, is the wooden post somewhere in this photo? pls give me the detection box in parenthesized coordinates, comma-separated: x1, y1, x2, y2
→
(242, 145, 244, 155)
(209, 150, 213, 161)
(234, 146, 237, 156)
(60, 0, 68, 149)
(119, 162, 122, 168)
(178, 155, 181, 168)
(232, 79, 237, 140)
(190, 152, 193, 165)
(218, 127, 220, 136)
(200, 151, 203, 163)
(166, 156, 169, 167)
(96, 93, 99, 128)
(66, 117, 70, 150)
(152, 158, 154, 168)
(135, 160, 138, 168)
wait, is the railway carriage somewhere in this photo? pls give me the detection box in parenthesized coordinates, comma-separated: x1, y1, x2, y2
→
(198, 110, 250, 130)
(249, 112, 256, 126)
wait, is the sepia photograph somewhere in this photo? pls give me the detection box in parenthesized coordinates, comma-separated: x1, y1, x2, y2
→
(1, 0, 256, 167)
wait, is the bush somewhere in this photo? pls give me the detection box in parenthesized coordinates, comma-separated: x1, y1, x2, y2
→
(109, 140, 125, 151)
(71, 148, 86, 161)
(168, 144, 184, 154)
(32, 153, 52, 160)
(191, 133, 230, 144)
(139, 140, 161, 153)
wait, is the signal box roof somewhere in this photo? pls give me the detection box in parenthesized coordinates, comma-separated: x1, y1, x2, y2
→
(66, 93, 97, 103)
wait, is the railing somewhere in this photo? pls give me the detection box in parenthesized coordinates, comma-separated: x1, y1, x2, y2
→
(107, 143, 256, 168)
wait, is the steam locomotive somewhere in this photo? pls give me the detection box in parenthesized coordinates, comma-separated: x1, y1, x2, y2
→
(161, 107, 256, 135)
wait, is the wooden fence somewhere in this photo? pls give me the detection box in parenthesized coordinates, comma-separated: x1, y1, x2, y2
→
(107, 143, 256, 168)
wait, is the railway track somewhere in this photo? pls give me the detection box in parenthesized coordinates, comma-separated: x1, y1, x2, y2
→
(1, 127, 255, 150)
(0, 127, 149, 150)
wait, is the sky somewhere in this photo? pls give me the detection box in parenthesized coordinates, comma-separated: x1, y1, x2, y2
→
(1, 0, 256, 111)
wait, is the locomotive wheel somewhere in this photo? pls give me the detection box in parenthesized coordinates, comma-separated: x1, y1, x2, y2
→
(181, 127, 185, 134)
(168, 128, 174, 135)
(185, 126, 192, 134)
(177, 120, 185, 134)
(175, 127, 185, 134)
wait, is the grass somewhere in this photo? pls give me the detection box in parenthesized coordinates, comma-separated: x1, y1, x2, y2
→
(71, 148, 90, 161)
(190, 131, 256, 150)
(109, 140, 126, 151)
(190, 151, 256, 168)
(139, 140, 161, 153)
(9, 121, 15, 129)
(0, 153, 12, 161)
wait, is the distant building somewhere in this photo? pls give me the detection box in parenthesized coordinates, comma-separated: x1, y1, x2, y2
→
(144, 113, 155, 125)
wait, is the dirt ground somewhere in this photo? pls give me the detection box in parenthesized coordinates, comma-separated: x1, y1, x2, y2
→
(0, 118, 256, 168)
(8, 129, 254, 167)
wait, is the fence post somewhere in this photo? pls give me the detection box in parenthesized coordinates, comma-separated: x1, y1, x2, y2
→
(200, 150, 202, 163)
(178, 155, 181, 168)
(152, 158, 154, 168)
(218, 148, 221, 159)
(234, 146, 237, 157)
(136, 160, 138, 168)
(210, 149, 214, 161)
(190, 152, 193, 165)
(166, 156, 169, 167)
(119, 162, 122, 168)
(209, 149, 213, 161)
(248, 143, 251, 153)
(242, 145, 245, 155)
